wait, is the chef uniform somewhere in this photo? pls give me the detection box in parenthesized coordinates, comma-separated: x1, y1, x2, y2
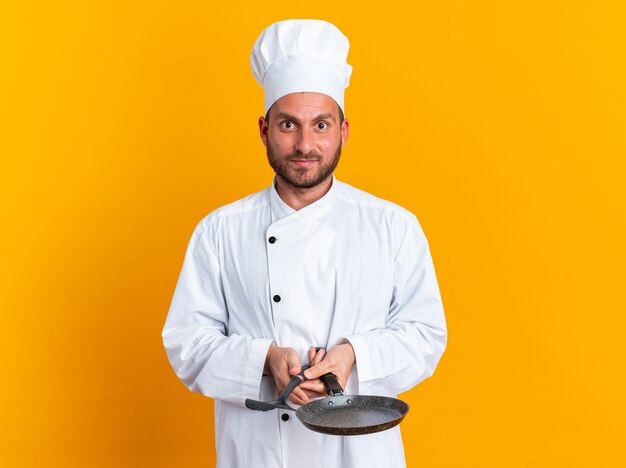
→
(162, 20, 447, 468)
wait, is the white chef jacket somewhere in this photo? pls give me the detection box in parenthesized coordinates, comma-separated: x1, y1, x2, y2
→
(162, 175, 447, 468)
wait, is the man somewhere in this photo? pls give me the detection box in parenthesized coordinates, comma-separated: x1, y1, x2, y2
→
(162, 19, 447, 468)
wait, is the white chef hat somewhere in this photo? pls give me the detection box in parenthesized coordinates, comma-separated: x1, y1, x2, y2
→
(251, 19, 353, 114)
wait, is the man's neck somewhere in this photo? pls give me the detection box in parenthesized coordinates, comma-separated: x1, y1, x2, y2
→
(275, 175, 333, 211)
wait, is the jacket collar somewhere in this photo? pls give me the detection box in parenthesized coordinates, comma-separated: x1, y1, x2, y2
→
(269, 174, 339, 224)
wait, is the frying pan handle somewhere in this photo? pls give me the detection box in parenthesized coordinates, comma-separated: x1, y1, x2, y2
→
(321, 372, 345, 396)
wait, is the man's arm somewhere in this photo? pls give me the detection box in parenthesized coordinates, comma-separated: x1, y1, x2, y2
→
(161, 222, 274, 406)
(305, 217, 447, 396)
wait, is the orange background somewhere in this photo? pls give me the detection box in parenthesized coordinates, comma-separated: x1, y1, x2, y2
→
(1, 1, 625, 466)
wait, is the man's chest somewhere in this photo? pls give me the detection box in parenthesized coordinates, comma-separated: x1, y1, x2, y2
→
(215, 215, 395, 334)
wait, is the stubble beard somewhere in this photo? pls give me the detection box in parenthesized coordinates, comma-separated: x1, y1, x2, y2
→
(266, 141, 342, 190)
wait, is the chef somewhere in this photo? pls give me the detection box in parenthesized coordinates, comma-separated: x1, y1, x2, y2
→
(162, 19, 447, 468)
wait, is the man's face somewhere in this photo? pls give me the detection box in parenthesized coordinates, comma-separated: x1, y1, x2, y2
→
(259, 92, 349, 189)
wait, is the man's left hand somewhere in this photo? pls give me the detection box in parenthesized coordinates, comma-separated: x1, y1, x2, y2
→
(300, 342, 355, 395)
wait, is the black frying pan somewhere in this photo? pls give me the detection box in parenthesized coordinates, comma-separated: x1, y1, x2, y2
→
(295, 373, 409, 436)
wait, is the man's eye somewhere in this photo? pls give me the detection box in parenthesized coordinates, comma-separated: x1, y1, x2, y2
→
(317, 122, 328, 130)
(281, 121, 295, 129)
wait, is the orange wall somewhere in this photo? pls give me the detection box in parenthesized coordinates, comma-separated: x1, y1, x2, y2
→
(1, 1, 625, 466)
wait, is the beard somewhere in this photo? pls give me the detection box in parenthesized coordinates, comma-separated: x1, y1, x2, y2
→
(266, 140, 342, 189)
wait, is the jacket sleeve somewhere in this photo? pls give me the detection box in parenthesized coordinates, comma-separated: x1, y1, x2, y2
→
(344, 218, 447, 396)
(161, 222, 274, 406)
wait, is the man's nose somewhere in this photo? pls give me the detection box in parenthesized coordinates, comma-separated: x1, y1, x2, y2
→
(294, 127, 315, 155)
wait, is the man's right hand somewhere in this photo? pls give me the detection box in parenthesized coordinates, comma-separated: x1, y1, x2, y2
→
(264, 345, 309, 405)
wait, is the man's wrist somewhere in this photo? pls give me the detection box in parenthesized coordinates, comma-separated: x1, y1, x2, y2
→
(337, 340, 356, 364)
(263, 343, 277, 376)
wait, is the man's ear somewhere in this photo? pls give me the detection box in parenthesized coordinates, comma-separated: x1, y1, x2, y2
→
(259, 116, 269, 146)
(340, 118, 349, 147)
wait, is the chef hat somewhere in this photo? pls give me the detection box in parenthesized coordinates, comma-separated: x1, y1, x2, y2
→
(251, 19, 353, 114)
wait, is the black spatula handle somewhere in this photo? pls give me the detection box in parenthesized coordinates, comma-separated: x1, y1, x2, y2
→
(277, 364, 310, 401)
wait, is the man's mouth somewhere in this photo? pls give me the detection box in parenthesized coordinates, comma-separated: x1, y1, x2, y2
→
(290, 159, 317, 166)
(289, 156, 319, 161)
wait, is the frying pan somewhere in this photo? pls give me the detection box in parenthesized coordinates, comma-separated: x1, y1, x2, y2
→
(295, 372, 409, 436)
(246, 367, 409, 436)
